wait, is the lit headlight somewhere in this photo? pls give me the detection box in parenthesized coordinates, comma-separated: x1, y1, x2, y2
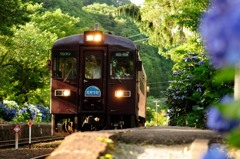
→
(86, 35, 94, 41)
(63, 90, 71, 96)
(55, 89, 71, 97)
(115, 90, 131, 98)
(86, 34, 102, 42)
(94, 34, 102, 42)
(84, 31, 103, 43)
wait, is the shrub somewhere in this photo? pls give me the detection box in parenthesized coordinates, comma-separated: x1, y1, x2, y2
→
(0, 100, 19, 121)
(13, 103, 51, 123)
(37, 104, 51, 122)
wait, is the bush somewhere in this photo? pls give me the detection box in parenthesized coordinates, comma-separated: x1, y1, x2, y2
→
(0, 100, 19, 121)
(14, 103, 50, 122)
(37, 104, 51, 122)
(165, 52, 233, 128)
(15, 103, 41, 122)
(0, 100, 50, 123)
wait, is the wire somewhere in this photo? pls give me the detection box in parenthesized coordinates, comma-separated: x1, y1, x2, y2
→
(127, 33, 144, 39)
(133, 38, 149, 43)
(148, 81, 171, 84)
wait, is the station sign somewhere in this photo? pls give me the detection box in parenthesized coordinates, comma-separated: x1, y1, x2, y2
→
(28, 120, 33, 127)
(13, 125, 21, 133)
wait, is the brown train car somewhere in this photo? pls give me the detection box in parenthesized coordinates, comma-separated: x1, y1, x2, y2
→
(50, 30, 147, 133)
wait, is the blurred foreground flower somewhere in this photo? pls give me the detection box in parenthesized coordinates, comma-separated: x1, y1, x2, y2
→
(207, 95, 240, 132)
(202, 144, 232, 159)
(207, 107, 239, 133)
(200, 0, 240, 67)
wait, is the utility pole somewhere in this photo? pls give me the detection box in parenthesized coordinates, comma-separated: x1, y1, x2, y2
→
(154, 100, 159, 126)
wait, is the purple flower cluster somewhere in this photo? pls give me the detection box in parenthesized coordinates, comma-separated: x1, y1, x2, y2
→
(207, 95, 240, 132)
(200, 0, 240, 67)
(203, 144, 231, 159)
(184, 56, 199, 62)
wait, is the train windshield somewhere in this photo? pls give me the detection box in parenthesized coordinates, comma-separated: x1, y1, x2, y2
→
(53, 51, 77, 84)
(85, 54, 102, 79)
(110, 51, 134, 79)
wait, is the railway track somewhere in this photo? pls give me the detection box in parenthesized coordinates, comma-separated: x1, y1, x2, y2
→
(30, 154, 50, 159)
(0, 136, 65, 149)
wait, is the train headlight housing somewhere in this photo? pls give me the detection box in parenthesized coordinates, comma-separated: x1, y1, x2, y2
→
(84, 31, 103, 44)
(86, 34, 102, 42)
(55, 89, 71, 97)
(115, 90, 131, 98)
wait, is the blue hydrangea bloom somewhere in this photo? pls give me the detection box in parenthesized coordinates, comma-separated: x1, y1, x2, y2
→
(200, 0, 240, 67)
(202, 144, 231, 159)
(220, 95, 233, 104)
(0, 101, 19, 121)
(207, 106, 240, 132)
(37, 104, 50, 122)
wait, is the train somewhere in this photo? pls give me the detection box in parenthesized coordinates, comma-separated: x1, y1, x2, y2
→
(50, 28, 147, 133)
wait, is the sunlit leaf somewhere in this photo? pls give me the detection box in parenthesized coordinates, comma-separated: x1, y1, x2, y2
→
(213, 67, 235, 84)
(217, 100, 240, 120)
(227, 128, 240, 148)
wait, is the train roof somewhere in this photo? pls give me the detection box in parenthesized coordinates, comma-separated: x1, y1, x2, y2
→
(52, 32, 137, 51)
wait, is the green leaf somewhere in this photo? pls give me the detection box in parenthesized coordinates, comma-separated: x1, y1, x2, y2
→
(213, 67, 235, 84)
(227, 128, 240, 148)
(217, 100, 240, 120)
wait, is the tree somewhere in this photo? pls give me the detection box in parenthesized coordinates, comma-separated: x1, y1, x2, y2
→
(82, 0, 131, 7)
(118, 0, 208, 58)
(5, 22, 57, 104)
(0, 0, 30, 35)
(0, 3, 80, 104)
(32, 8, 80, 38)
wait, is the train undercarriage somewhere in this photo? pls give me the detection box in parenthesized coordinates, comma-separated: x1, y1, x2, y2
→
(51, 114, 145, 134)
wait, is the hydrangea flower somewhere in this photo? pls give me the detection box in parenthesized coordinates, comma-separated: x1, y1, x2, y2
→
(200, 0, 240, 67)
(202, 144, 231, 159)
(16, 103, 42, 122)
(37, 104, 50, 122)
(0, 100, 19, 121)
(27, 104, 42, 120)
(207, 107, 240, 132)
(207, 95, 240, 132)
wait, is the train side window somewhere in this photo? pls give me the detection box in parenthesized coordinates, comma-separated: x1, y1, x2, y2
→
(53, 57, 77, 82)
(85, 55, 102, 79)
(110, 52, 133, 79)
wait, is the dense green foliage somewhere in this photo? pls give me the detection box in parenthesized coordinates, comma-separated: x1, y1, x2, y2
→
(145, 96, 168, 126)
(166, 53, 233, 127)
(0, 0, 30, 35)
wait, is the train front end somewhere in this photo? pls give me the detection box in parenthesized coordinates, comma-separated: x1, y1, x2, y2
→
(50, 30, 146, 133)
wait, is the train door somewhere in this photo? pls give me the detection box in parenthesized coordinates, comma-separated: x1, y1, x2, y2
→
(79, 48, 107, 129)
